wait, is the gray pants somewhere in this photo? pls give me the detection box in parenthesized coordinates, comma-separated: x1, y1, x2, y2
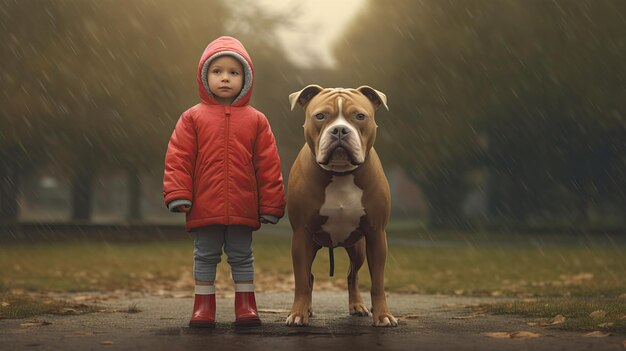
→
(193, 225, 254, 282)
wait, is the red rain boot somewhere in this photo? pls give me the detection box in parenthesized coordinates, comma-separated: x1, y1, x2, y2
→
(234, 291, 261, 327)
(189, 294, 216, 328)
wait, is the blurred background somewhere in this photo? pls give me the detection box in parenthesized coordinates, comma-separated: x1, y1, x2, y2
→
(1, 0, 625, 231)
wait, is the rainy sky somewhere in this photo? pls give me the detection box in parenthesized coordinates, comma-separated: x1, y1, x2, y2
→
(254, 0, 367, 67)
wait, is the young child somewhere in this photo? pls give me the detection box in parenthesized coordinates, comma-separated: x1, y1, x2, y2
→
(163, 36, 285, 327)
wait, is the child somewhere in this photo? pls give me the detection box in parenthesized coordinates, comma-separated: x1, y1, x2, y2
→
(163, 36, 285, 327)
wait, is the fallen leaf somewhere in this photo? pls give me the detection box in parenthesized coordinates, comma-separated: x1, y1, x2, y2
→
(482, 332, 511, 339)
(1, 302, 9, 307)
(100, 341, 114, 345)
(452, 313, 484, 319)
(509, 331, 543, 339)
(440, 303, 464, 308)
(70, 295, 92, 302)
(589, 310, 607, 319)
(172, 293, 193, 298)
(541, 314, 566, 326)
(598, 322, 614, 328)
(399, 314, 420, 320)
(583, 331, 612, 338)
(20, 320, 51, 327)
(454, 290, 465, 295)
(482, 331, 542, 339)
(256, 308, 289, 314)
(527, 322, 538, 327)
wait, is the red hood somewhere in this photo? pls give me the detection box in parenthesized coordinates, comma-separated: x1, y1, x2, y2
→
(197, 36, 254, 107)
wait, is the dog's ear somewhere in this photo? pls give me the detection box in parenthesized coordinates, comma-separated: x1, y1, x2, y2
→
(289, 84, 324, 111)
(357, 86, 389, 111)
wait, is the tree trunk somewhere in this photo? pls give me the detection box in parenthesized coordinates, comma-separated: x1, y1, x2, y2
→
(127, 167, 142, 221)
(0, 159, 20, 221)
(71, 167, 96, 221)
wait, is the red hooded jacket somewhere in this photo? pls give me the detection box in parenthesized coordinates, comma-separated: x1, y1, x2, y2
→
(163, 36, 285, 231)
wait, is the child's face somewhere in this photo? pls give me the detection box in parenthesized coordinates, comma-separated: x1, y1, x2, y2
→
(207, 56, 244, 105)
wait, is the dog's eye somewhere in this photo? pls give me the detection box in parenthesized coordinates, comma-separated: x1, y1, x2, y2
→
(355, 113, 367, 121)
(314, 113, 325, 121)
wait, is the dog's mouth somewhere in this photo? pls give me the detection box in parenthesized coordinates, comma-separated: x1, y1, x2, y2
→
(318, 143, 361, 166)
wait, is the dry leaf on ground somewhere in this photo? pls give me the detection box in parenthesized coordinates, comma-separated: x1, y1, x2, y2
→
(541, 314, 566, 326)
(482, 331, 543, 339)
(258, 308, 290, 314)
(583, 331, 612, 338)
(597, 322, 614, 328)
(509, 331, 543, 339)
(440, 303, 465, 308)
(452, 313, 485, 319)
(482, 332, 511, 339)
(171, 293, 193, 298)
(589, 310, 607, 319)
(20, 320, 51, 327)
(1, 302, 10, 307)
(100, 341, 114, 345)
(398, 314, 420, 320)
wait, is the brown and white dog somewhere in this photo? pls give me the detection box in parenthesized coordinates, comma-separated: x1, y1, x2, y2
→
(285, 85, 397, 327)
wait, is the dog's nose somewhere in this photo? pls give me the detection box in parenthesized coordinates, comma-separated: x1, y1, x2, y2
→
(330, 125, 351, 139)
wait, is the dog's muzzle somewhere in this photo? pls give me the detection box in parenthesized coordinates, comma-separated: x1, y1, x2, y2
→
(318, 124, 362, 166)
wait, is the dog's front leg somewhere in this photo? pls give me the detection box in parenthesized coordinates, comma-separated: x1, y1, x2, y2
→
(366, 230, 398, 327)
(286, 229, 318, 326)
(346, 239, 370, 316)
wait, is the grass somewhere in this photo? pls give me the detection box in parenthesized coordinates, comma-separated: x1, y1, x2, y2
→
(0, 292, 98, 319)
(126, 303, 141, 314)
(484, 297, 626, 334)
(1, 231, 623, 297)
(0, 227, 624, 330)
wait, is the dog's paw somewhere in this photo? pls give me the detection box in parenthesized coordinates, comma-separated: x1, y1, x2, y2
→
(372, 312, 398, 327)
(285, 312, 310, 326)
(286, 303, 311, 326)
(349, 302, 371, 317)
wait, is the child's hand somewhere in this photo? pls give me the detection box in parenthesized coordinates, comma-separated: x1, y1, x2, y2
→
(175, 205, 191, 213)
(259, 215, 278, 224)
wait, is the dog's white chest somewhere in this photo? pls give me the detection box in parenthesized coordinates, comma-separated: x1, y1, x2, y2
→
(319, 175, 365, 246)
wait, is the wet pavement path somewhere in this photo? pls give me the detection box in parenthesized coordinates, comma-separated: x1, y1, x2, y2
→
(1, 291, 623, 350)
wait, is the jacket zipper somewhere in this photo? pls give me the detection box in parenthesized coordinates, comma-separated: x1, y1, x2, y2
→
(224, 105, 231, 224)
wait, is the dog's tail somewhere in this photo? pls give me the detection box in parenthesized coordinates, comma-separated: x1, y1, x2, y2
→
(329, 247, 334, 277)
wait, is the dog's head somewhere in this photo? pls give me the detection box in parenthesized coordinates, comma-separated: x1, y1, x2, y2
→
(289, 85, 388, 173)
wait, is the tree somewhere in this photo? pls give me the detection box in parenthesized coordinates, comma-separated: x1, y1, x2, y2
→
(334, 0, 626, 227)
(0, 0, 230, 220)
